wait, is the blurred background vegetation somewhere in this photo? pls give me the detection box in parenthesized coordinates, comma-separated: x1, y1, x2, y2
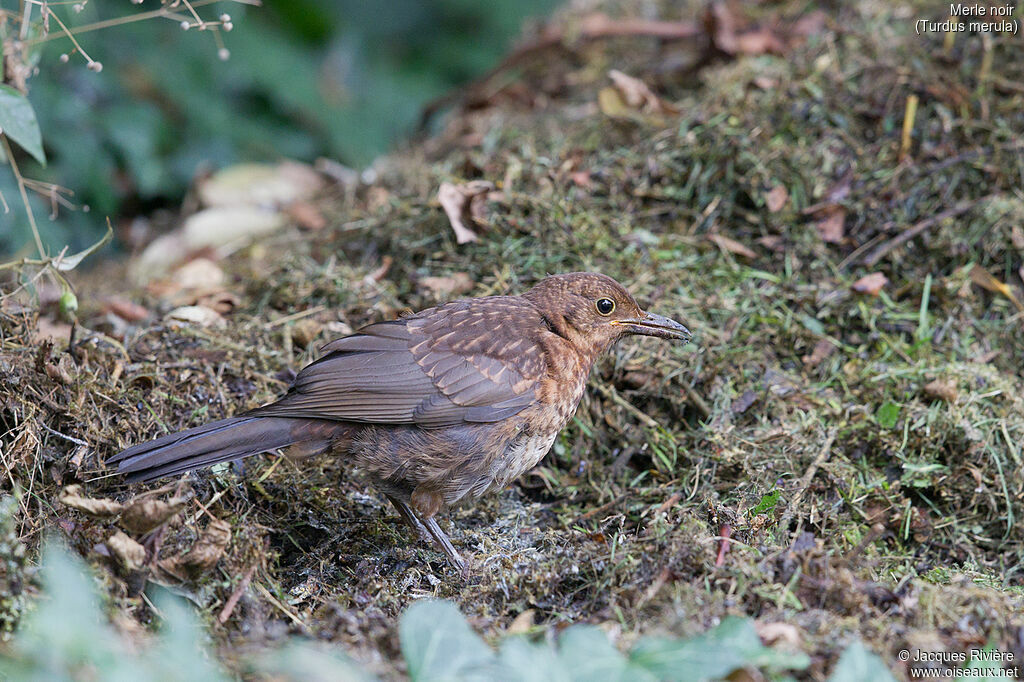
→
(0, 0, 557, 256)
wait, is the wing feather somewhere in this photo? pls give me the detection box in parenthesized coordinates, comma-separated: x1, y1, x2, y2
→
(250, 298, 546, 427)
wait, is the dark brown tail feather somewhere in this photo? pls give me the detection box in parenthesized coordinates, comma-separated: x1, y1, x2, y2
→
(109, 416, 343, 483)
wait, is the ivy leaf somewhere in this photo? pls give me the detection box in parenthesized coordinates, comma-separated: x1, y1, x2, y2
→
(400, 600, 497, 682)
(631, 616, 809, 681)
(829, 640, 897, 682)
(0, 85, 45, 165)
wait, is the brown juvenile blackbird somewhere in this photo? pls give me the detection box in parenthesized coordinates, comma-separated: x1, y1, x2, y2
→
(110, 272, 691, 569)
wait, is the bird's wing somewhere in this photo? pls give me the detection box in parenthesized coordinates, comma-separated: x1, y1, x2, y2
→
(249, 298, 545, 428)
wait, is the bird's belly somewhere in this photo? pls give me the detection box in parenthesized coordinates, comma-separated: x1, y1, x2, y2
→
(490, 430, 558, 490)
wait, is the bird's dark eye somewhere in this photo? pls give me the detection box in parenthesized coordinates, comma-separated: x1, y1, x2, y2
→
(596, 298, 615, 315)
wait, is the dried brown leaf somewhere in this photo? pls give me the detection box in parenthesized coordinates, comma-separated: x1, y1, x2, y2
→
(923, 379, 958, 403)
(419, 273, 475, 298)
(287, 201, 328, 231)
(162, 519, 231, 575)
(119, 495, 190, 535)
(756, 621, 802, 648)
(106, 531, 146, 572)
(852, 272, 888, 296)
(598, 87, 635, 119)
(969, 264, 1024, 311)
(1011, 225, 1024, 251)
(708, 233, 757, 259)
(814, 206, 846, 244)
(608, 70, 678, 115)
(765, 185, 788, 213)
(103, 297, 151, 323)
(59, 485, 123, 517)
(438, 181, 495, 244)
(802, 339, 836, 367)
(507, 609, 535, 635)
(173, 258, 225, 290)
(165, 305, 225, 328)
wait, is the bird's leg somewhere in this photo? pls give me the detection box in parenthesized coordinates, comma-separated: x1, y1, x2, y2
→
(421, 515, 466, 573)
(385, 494, 432, 544)
(385, 494, 465, 571)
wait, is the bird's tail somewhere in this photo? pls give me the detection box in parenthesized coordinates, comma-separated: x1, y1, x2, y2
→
(108, 416, 348, 483)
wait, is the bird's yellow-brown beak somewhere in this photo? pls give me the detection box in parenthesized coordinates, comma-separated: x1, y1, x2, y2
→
(613, 311, 692, 342)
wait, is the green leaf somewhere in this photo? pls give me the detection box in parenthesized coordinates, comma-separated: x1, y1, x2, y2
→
(0, 85, 45, 165)
(400, 600, 497, 682)
(875, 401, 901, 429)
(253, 641, 375, 682)
(557, 625, 656, 682)
(828, 640, 897, 682)
(749, 489, 781, 516)
(631, 617, 809, 682)
(498, 636, 572, 682)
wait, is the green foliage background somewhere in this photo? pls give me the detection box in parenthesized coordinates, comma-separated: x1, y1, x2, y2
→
(0, 0, 556, 256)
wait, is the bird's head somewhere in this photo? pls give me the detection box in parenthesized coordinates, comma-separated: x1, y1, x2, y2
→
(524, 273, 691, 355)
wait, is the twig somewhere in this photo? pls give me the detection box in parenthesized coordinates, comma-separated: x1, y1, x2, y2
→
(39, 423, 89, 447)
(594, 382, 660, 430)
(681, 382, 712, 419)
(778, 430, 836, 532)
(218, 563, 257, 623)
(1, 135, 44, 257)
(253, 582, 306, 628)
(715, 523, 732, 567)
(862, 198, 984, 266)
(575, 494, 627, 523)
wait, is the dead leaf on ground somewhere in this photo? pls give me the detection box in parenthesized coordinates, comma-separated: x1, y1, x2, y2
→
(119, 495, 191, 535)
(197, 162, 324, 208)
(165, 305, 225, 328)
(814, 205, 846, 244)
(291, 318, 323, 347)
(173, 258, 225, 290)
(419, 272, 475, 298)
(707, 2, 785, 56)
(802, 339, 836, 367)
(438, 181, 495, 244)
(756, 621, 802, 648)
(106, 531, 147, 572)
(969, 264, 1024, 312)
(708, 233, 757, 259)
(60, 485, 124, 517)
(923, 379, 958, 403)
(507, 609, 535, 635)
(607, 70, 678, 115)
(790, 10, 828, 41)
(756, 235, 785, 252)
(730, 390, 758, 415)
(102, 297, 151, 323)
(570, 171, 592, 188)
(765, 185, 788, 213)
(1011, 225, 1024, 252)
(161, 519, 231, 576)
(287, 201, 328, 230)
(852, 272, 888, 296)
